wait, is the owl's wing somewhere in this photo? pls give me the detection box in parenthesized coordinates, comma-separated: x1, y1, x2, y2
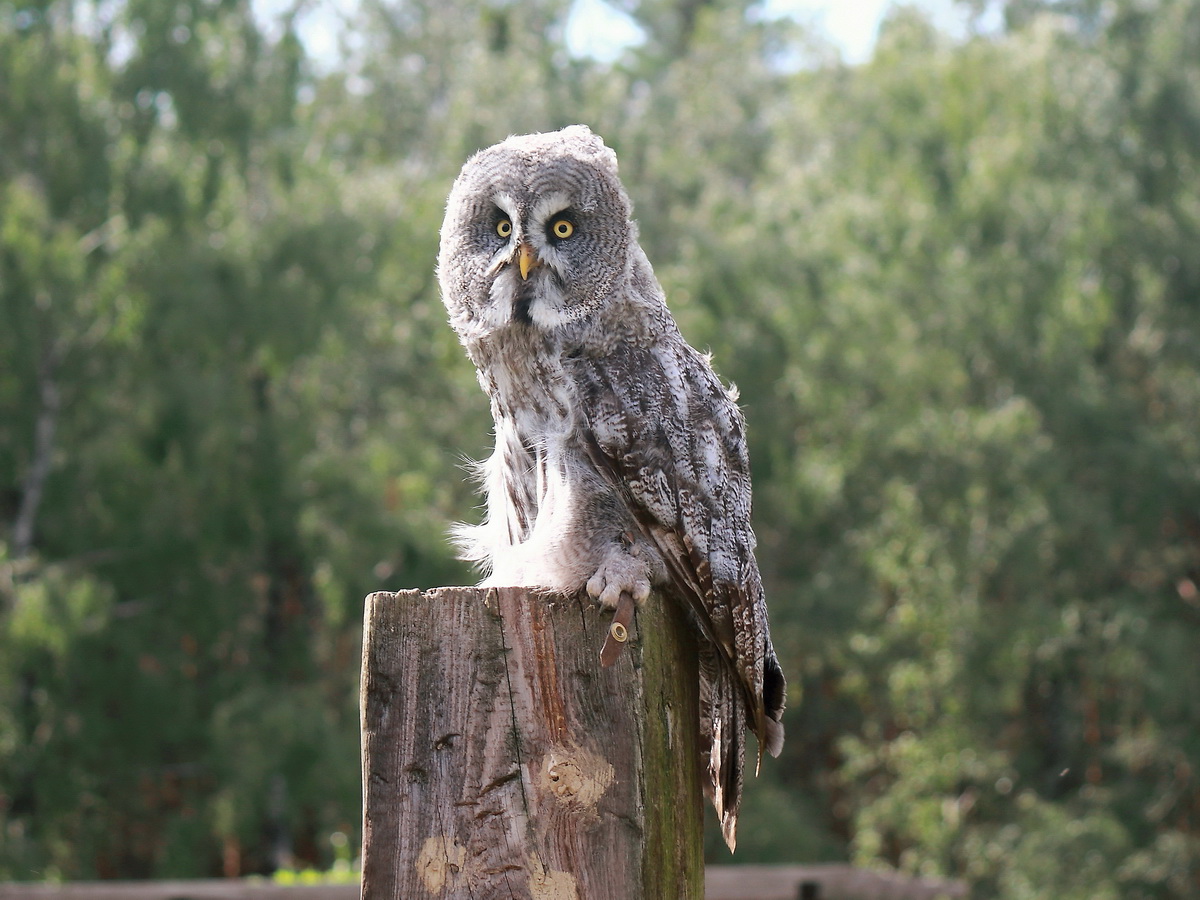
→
(573, 341, 785, 850)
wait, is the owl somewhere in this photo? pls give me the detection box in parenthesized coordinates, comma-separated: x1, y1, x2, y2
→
(437, 124, 785, 850)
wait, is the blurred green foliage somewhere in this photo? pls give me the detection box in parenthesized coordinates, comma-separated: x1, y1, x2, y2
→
(1, 0, 1198, 895)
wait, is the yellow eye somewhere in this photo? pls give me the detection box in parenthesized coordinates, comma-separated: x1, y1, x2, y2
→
(551, 219, 575, 240)
(496, 218, 512, 238)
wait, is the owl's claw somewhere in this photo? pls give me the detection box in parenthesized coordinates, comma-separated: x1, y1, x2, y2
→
(586, 561, 650, 610)
(588, 571, 652, 614)
(588, 544, 651, 666)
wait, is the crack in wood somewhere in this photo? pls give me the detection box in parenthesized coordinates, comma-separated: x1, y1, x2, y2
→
(495, 598, 532, 820)
(480, 768, 522, 795)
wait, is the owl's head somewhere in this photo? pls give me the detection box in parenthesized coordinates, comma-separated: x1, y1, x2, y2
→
(438, 125, 633, 339)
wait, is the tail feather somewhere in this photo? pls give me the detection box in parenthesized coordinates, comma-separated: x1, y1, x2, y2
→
(699, 631, 787, 851)
(761, 637, 786, 759)
(699, 646, 747, 852)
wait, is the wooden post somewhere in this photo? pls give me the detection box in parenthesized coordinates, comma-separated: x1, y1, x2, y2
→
(359, 587, 704, 900)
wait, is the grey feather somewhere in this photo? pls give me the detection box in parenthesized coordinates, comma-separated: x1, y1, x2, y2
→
(437, 125, 785, 849)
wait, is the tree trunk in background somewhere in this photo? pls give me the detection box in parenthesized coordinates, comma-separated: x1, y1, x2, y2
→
(12, 347, 61, 561)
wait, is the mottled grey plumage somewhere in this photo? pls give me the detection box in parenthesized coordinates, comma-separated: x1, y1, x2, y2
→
(437, 125, 785, 849)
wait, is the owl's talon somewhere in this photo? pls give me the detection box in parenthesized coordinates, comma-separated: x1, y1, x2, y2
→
(586, 573, 604, 601)
(587, 552, 652, 610)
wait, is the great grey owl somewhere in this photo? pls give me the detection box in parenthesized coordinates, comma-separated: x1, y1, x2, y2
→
(437, 124, 785, 849)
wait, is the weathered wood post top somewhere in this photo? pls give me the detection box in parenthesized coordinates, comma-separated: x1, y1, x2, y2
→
(359, 586, 703, 899)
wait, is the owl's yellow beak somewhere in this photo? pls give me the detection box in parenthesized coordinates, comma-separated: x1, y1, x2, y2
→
(517, 242, 540, 280)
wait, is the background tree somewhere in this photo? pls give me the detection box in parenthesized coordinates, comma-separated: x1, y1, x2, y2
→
(1, 0, 1198, 895)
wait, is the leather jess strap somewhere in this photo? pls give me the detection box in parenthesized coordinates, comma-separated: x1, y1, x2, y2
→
(599, 590, 637, 668)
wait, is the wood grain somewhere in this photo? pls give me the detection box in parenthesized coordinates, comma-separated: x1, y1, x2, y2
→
(359, 586, 704, 899)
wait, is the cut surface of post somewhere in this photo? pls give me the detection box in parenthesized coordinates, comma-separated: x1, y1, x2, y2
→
(359, 586, 703, 900)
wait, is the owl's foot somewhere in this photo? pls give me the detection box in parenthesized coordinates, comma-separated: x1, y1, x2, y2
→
(586, 546, 652, 610)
